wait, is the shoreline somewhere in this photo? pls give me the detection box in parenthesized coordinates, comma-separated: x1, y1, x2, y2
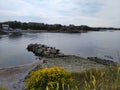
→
(0, 55, 118, 90)
(37, 55, 118, 72)
(1, 29, 120, 34)
(22, 30, 114, 33)
(0, 59, 42, 69)
(0, 41, 119, 90)
(0, 59, 43, 90)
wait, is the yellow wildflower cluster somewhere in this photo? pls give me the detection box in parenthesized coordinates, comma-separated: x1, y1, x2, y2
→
(25, 66, 74, 90)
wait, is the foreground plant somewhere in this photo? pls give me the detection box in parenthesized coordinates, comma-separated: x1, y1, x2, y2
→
(72, 66, 120, 90)
(25, 66, 74, 90)
(0, 87, 7, 90)
(25, 66, 120, 90)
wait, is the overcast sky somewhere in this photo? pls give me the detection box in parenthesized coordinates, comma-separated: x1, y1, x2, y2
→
(0, 0, 120, 27)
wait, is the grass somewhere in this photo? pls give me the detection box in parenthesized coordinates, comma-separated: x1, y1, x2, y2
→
(25, 66, 120, 90)
(0, 87, 7, 90)
(72, 66, 120, 90)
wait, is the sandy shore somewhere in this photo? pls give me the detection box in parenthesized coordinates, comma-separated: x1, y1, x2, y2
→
(39, 55, 107, 72)
(0, 60, 43, 90)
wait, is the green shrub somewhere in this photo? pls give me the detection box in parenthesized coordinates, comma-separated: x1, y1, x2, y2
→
(0, 87, 7, 90)
(25, 66, 74, 90)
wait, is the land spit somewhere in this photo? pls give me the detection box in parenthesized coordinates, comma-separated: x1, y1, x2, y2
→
(27, 43, 118, 67)
(0, 44, 118, 90)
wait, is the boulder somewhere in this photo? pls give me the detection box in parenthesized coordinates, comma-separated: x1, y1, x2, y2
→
(27, 44, 64, 58)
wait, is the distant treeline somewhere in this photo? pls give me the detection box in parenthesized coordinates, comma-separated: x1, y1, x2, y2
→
(0, 21, 120, 31)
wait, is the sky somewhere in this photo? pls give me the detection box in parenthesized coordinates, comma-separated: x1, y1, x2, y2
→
(0, 0, 120, 27)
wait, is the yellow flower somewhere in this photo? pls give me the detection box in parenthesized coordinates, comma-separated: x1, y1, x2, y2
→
(25, 66, 73, 90)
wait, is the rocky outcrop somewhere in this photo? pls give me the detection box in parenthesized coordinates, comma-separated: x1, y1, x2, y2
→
(87, 57, 118, 66)
(27, 44, 64, 58)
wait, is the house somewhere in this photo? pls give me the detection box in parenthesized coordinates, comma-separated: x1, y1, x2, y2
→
(2, 24, 9, 30)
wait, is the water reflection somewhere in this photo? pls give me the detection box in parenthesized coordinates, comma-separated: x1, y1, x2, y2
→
(8, 32, 22, 38)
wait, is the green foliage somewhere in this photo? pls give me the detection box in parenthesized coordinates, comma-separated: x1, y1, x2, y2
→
(25, 66, 120, 90)
(0, 87, 7, 90)
(25, 66, 74, 90)
(72, 66, 120, 90)
(2, 21, 97, 31)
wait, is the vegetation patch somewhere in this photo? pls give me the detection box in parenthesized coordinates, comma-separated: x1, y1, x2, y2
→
(25, 66, 74, 90)
(25, 66, 120, 90)
(72, 66, 120, 90)
(0, 87, 7, 90)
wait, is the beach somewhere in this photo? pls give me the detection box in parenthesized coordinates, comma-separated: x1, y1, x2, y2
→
(0, 60, 43, 90)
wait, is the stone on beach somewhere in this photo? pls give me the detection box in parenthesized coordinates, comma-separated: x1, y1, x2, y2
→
(27, 44, 64, 58)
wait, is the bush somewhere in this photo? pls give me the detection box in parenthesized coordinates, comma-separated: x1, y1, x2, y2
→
(0, 87, 7, 90)
(25, 66, 74, 90)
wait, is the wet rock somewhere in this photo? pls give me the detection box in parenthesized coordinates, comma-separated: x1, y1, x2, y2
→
(87, 57, 118, 66)
(27, 44, 64, 58)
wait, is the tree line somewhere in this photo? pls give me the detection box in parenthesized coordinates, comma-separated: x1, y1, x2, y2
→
(0, 21, 120, 31)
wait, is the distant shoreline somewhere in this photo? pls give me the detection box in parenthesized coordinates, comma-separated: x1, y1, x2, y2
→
(1, 29, 120, 35)
(1, 28, 120, 36)
(1, 21, 120, 32)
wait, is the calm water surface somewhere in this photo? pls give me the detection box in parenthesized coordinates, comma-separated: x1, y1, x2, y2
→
(0, 30, 120, 67)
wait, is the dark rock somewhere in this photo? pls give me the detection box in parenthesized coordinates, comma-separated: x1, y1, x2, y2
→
(27, 43, 65, 58)
(43, 60, 48, 63)
(87, 57, 118, 66)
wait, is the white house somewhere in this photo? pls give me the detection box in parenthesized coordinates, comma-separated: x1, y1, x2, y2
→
(2, 24, 10, 30)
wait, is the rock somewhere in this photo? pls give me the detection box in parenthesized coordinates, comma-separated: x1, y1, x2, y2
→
(43, 60, 48, 63)
(87, 57, 118, 66)
(27, 44, 64, 58)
